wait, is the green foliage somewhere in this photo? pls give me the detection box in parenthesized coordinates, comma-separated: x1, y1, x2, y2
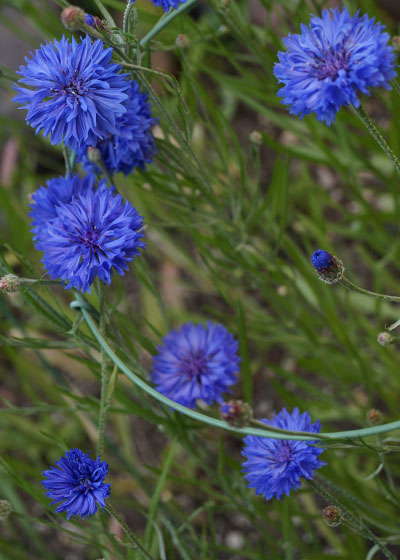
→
(2, 0, 400, 558)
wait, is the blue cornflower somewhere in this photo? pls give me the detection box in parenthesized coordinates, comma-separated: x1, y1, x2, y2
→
(274, 8, 396, 125)
(13, 35, 129, 150)
(242, 408, 326, 500)
(33, 177, 145, 293)
(151, 322, 240, 409)
(30, 174, 96, 243)
(150, 0, 187, 12)
(42, 448, 110, 519)
(78, 81, 157, 176)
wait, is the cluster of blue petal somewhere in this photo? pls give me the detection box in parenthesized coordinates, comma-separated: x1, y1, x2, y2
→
(242, 408, 326, 500)
(311, 249, 333, 272)
(30, 174, 96, 243)
(151, 321, 240, 409)
(149, 0, 187, 12)
(78, 81, 157, 176)
(42, 448, 110, 519)
(31, 174, 145, 293)
(274, 8, 396, 125)
(13, 35, 129, 150)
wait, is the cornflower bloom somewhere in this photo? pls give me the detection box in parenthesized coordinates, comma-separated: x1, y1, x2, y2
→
(151, 322, 240, 409)
(30, 174, 96, 243)
(31, 174, 145, 293)
(78, 81, 157, 176)
(13, 35, 129, 149)
(242, 408, 326, 500)
(42, 449, 110, 519)
(274, 8, 396, 125)
(150, 0, 187, 12)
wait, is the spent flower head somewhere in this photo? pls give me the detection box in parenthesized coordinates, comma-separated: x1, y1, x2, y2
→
(42, 449, 110, 519)
(151, 321, 240, 409)
(13, 36, 129, 150)
(274, 8, 396, 125)
(242, 408, 326, 500)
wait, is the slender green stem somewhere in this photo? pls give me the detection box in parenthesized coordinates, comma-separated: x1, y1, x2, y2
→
(71, 294, 400, 441)
(340, 276, 400, 303)
(250, 418, 331, 441)
(352, 103, 400, 177)
(63, 146, 72, 176)
(20, 278, 62, 286)
(140, 0, 197, 47)
(105, 503, 155, 560)
(96, 281, 108, 458)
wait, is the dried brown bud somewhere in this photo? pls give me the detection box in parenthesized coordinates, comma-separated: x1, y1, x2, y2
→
(377, 332, 393, 347)
(220, 400, 253, 427)
(323, 505, 343, 527)
(366, 408, 383, 426)
(0, 274, 20, 293)
(61, 6, 86, 31)
(0, 500, 12, 521)
(176, 34, 190, 48)
(249, 131, 262, 145)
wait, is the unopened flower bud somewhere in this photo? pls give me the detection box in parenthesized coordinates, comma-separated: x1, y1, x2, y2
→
(311, 250, 344, 284)
(86, 146, 103, 165)
(366, 408, 383, 426)
(176, 34, 190, 48)
(220, 400, 252, 427)
(0, 274, 20, 293)
(323, 505, 343, 527)
(61, 6, 86, 30)
(393, 36, 400, 51)
(377, 332, 393, 347)
(249, 131, 262, 145)
(0, 500, 12, 521)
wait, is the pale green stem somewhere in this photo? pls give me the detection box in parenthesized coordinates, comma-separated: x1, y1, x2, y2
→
(105, 503, 155, 560)
(340, 276, 400, 303)
(352, 103, 400, 177)
(70, 294, 400, 442)
(96, 281, 108, 458)
(140, 0, 198, 47)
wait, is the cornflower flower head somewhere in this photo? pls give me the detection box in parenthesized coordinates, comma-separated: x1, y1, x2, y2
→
(32, 176, 145, 293)
(242, 408, 326, 500)
(42, 449, 110, 519)
(30, 174, 96, 243)
(151, 321, 240, 409)
(78, 81, 157, 176)
(13, 35, 129, 150)
(274, 8, 396, 125)
(150, 0, 187, 12)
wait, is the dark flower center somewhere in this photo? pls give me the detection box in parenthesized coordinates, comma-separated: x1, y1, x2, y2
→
(267, 441, 294, 468)
(180, 351, 208, 381)
(312, 45, 350, 80)
(78, 224, 100, 248)
(79, 476, 93, 492)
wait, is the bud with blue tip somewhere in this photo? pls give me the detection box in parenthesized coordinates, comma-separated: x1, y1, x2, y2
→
(311, 250, 345, 284)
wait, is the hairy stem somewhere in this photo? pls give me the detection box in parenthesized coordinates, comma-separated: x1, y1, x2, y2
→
(353, 103, 400, 177)
(96, 280, 108, 458)
(340, 276, 400, 303)
(105, 503, 155, 560)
